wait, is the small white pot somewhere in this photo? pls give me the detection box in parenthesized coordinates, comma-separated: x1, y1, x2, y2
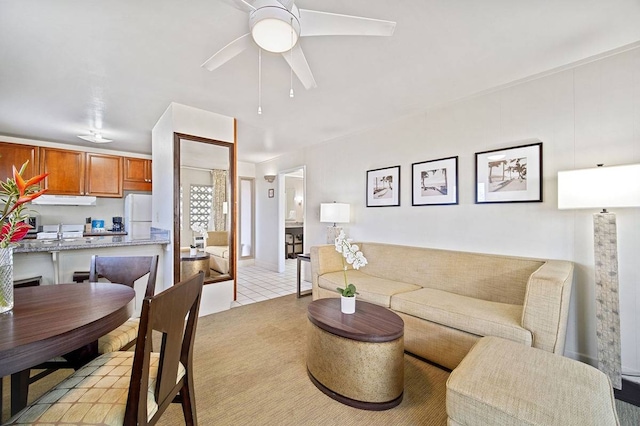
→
(189, 247, 197, 256)
(341, 295, 356, 314)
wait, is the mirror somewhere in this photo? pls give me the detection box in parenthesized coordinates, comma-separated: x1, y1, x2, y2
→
(173, 134, 236, 285)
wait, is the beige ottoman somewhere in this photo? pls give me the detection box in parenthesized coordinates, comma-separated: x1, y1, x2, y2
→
(446, 336, 619, 426)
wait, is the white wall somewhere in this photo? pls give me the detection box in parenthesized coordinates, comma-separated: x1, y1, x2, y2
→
(255, 47, 640, 371)
(152, 103, 236, 316)
(285, 176, 304, 222)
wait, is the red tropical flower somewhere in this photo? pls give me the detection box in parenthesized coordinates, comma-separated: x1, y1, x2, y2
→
(0, 222, 31, 243)
(1, 161, 48, 247)
(11, 165, 48, 211)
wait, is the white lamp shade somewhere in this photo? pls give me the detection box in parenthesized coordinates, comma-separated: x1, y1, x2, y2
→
(320, 203, 350, 224)
(558, 164, 640, 209)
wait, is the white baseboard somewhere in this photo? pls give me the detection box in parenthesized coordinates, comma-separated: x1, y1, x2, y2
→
(563, 349, 597, 367)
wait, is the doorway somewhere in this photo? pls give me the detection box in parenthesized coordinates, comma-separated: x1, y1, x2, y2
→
(278, 167, 305, 273)
(239, 177, 255, 260)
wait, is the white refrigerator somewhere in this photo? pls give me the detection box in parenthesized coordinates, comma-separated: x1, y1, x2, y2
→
(124, 194, 152, 238)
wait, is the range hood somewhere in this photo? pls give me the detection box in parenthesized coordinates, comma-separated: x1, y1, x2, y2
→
(31, 195, 97, 206)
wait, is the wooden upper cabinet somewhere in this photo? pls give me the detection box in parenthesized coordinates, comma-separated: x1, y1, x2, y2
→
(40, 148, 85, 195)
(123, 157, 152, 191)
(0, 142, 40, 182)
(40, 148, 123, 197)
(86, 153, 123, 197)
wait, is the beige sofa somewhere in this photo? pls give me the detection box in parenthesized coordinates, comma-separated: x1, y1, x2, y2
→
(311, 242, 574, 370)
(204, 231, 229, 274)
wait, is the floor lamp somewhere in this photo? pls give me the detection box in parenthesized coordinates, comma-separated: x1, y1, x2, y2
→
(320, 202, 350, 244)
(558, 163, 640, 390)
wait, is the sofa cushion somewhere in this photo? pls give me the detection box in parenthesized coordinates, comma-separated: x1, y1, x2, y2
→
(391, 288, 532, 345)
(358, 243, 544, 305)
(204, 245, 229, 259)
(318, 271, 421, 307)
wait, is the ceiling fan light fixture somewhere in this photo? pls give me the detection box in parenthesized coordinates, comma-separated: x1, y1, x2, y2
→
(78, 130, 112, 144)
(250, 6, 300, 53)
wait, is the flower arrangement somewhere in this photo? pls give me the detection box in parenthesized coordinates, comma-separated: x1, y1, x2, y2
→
(0, 162, 48, 248)
(334, 230, 367, 297)
(191, 222, 208, 238)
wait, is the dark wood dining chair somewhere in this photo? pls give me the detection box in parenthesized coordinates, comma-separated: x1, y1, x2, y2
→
(90, 255, 159, 353)
(6, 271, 204, 425)
(19, 255, 159, 403)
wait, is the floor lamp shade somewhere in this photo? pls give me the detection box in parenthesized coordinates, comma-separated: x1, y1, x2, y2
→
(320, 203, 350, 244)
(557, 164, 640, 210)
(557, 163, 640, 390)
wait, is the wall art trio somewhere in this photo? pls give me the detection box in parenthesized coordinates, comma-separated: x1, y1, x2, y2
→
(366, 142, 542, 207)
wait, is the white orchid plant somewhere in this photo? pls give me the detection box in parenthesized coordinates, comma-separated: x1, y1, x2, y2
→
(191, 222, 208, 238)
(334, 230, 368, 297)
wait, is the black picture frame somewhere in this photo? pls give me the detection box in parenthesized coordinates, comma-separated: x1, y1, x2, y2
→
(475, 142, 543, 203)
(366, 165, 400, 207)
(412, 156, 458, 206)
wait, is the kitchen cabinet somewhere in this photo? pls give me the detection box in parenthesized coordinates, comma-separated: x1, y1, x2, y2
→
(40, 148, 85, 195)
(86, 153, 123, 197)
(0, 142, 39, 181)
(123, 157, 152, 191)
(40, 148, 123, 197)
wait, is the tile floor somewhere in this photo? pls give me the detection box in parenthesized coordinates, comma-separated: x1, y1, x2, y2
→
(232, 258, 312, 307)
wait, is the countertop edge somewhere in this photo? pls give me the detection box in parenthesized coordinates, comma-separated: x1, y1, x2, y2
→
(14, 237, 171, 253)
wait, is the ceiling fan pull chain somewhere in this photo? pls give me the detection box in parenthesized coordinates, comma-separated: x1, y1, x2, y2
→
(258, 48, 262, 115)
(289, 17, 294, 98)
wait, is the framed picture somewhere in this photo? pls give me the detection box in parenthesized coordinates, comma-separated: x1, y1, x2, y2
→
(366, 165, 400, 207)
(475, 142, 542, 203)
(268, 188, 274, 198)
(412, 156, 458, 206)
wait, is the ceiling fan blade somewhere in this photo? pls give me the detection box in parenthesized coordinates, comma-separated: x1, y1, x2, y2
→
(202, 33, 253, 71)
(218, 0, 256, 13)
(282, 44, 317, 90)
(298, 9, 396, 37)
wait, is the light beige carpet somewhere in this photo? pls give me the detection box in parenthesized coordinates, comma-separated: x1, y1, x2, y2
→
(157, 294, 449, 425)
(5, 294, 640, 425)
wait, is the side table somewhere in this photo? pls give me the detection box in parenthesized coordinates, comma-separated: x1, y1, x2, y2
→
(181, 252, 211, 280)
(297, 253, 311, 298)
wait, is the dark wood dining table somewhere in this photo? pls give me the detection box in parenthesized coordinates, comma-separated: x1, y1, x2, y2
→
(0, 282, 135, 417)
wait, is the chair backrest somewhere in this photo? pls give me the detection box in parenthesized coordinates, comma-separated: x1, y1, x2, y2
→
(90, 255, 159, 298)
(125, 271, 204, 425)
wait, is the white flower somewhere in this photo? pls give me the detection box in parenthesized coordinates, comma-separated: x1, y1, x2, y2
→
(191, 222, 208, 237)
(334, 230, 368, 296)
(352, 251, 368, 270)
(334, 231, 367, 269)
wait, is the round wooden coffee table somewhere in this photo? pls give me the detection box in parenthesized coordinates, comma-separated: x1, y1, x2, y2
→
(306, 298, 404, 410)
(180, 252, 211, 280)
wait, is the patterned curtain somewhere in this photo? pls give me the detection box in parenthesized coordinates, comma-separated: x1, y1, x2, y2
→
(211, 169, 228, 231)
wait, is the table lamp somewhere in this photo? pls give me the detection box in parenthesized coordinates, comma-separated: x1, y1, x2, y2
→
(558, 163, 640, 389)
(320, 202, 350, 244)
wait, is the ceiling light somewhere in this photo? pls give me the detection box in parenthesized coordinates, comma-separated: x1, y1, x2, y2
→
(249, 6, 300, 53)
(78, 130, 112, 144)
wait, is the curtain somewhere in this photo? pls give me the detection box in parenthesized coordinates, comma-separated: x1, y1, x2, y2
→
(211, 169, 228, 231)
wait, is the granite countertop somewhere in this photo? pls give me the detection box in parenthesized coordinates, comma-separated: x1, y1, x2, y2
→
(15, 228, 170, 253)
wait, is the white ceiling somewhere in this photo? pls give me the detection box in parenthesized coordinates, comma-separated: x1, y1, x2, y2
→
(1, 0, 639, 164)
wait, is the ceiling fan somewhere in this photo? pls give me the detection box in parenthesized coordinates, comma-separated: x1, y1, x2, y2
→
(202, 0, 396, 90)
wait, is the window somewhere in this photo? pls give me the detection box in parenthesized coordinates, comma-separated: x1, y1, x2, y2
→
(189, 184, 212, 229)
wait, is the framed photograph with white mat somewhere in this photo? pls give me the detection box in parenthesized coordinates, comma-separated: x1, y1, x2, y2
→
(475, 142, 542, 204)
(366, 165, 400, 207)
(411, 156, 458, 206)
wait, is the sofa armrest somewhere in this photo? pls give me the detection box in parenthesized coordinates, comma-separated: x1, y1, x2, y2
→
(521, 260, 574, 354)
(310, 245, 345, 298)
